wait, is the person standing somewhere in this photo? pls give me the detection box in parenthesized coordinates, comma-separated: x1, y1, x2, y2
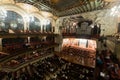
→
(98, 24, 101, 37)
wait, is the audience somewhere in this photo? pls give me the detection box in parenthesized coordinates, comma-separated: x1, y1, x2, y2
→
(96, 49, 120, 80)
(2, 48, 54, 68)
(0, 37, 120, 80)
(0, 55, 95, 80)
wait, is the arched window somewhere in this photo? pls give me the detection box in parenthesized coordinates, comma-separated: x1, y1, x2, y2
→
(42, 19, 52, 32)
(29, 16, 41, 32)
(3, 11, 24, 32)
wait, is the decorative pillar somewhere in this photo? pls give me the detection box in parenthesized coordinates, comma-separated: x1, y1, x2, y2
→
(0, 38, 2, 51)
(27, 37, 30, 44)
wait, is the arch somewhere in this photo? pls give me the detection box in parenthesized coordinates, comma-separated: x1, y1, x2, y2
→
(1, 11, 24, 32)
(30, 12, 44, 21)
(29, 12, 44, 32)
(0, 3, 56, 33)
(0, 0, 14, 4)
(16, 3, 39, 13)
(0, 4, 30, 31)
(40, 11, 53, 18)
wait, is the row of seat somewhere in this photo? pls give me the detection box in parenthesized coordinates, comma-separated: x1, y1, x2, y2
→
(0, 55, 95, 80)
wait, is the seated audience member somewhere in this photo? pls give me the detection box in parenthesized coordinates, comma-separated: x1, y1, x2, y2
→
(96, 56, 103, 68)
(110, 64, 120, 80)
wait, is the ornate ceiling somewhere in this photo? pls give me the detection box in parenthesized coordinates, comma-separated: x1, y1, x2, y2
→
(14, 0, 111, 17)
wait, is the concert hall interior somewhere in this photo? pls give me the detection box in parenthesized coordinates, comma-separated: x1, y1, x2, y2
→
(0, 0, 120, 80)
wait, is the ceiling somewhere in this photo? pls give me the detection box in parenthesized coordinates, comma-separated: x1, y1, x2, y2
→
(14, 0, 111, 17)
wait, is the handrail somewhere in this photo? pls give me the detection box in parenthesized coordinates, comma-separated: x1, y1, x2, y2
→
(1, 53, 54, 72)
(0, 44, 59, 62)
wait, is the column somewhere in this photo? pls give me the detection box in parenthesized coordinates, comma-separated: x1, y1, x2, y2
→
(0, 38, 2, 51)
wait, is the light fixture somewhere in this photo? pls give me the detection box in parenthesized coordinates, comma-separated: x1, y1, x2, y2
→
(29, 15, 34, 22)
(46, 20, 50, 25)
(0, 22, 5, 28)
(110, 4, 120, 17)
(0, 7, 7, 19)
(35, 22, 40, 26)
(23, 15, 34, 23)
(10, 21, 17, 28)
(42, 19, 50, 25)
(17, 18, 23, 24)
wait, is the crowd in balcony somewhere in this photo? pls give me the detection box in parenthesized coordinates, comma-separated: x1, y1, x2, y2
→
(0, 52, 9, 59)
(0, 37, 56, 59)
(2, 48, 53, 68)
(0, 55, 65, 80)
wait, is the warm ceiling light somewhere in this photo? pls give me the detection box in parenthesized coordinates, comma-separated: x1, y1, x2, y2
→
(53, 16, 58, 20)
(50, 0, 59, 4)
(0, 0, 14, 4)
(40, 11, 53, 18)
(104, 0, 118, 2)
